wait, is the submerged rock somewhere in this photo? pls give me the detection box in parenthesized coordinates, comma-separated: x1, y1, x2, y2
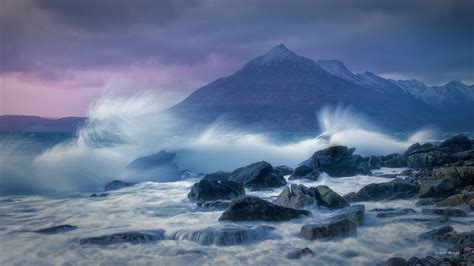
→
(421, 208, 467, 217)
(356, 178, 420, 201)
(289, 165, 320, 181)
(287, 247, 315, 259)
(418, 226, 456, 242)
(188, 179, 245, 202)
(371, 208, 416, 218)
(104, 180, 136, 192)
(300, 218, 357, 240)
(79, 230, 165, 245)
(276, 184, 318, 209)
(34, 224, 78, 234)
(227, 161, 286, 190)
(313, 185, 349, 209)
(89, 193, 108, 197)
(219, 196, 310, 222)
(171, 225, 274, 246)
(196, 201, 230, 209)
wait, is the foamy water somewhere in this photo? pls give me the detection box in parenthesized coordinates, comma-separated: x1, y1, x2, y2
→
(1, 171, 473, 265)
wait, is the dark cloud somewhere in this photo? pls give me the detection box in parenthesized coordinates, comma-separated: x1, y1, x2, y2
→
(1, 0, 473, 85)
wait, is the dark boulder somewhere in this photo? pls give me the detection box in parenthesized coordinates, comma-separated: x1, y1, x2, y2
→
(171, 225, 274, 246)
(367, 155, 383, 170)
(356, 178, 420, 201)
(418, 178, 456, 198)
(309, 146, 371, 177)
(89, 193, 108, 197)
(274, 165, 293, 176)
(431, 166, 474, 187)
(202, 171, 231, 182)
(34, 224, 78, 234)
(419, 226, 456, 242)
(370, 208, 416, 218)
(343, 192, 361, 203)
(196, 200, 230, 209)
(382, 153, 407, 168)
(79, 230, 165, 245)
(228, 161, 286, 190)
(219, 196, 310, 222)
(300, 218, 357, 240)
(421, 208, 467, 217)
(104, 180, 136, 192)
(127, 150, 176, 170)
(287, 247, 315, 259)
(330, 204, 365, 226)
(406, 150, 452, 169)
(289, 165, 320, 181)
(384, 257, 407, 266)
(439, 134, 472, 153)
(188, 179, 245, 202)
(276, 184, 318, 209)
(312, 185, 349, 209)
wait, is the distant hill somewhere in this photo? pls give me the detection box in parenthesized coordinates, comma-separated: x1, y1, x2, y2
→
(171, 44, 473, 132)
(0, 115, 86, 132)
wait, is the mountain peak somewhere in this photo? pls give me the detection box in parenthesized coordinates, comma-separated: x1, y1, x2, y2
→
(259, 43, 298, 64)
(317, 60, 356, 81)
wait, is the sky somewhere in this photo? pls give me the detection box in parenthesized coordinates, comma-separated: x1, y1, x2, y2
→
(1, 0, 473, 117)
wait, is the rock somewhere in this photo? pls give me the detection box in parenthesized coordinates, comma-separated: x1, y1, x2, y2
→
(79, 230, 165, 245)
(384, 257, 407, 266)
(308, 146, 371, 177)
(406, 150, 451, 169)
(469, 199, 474, 210)
(356, 178, 420, 201)
(287, 247, 315, 259)
(432, 166, 474, 187)
(436, 194, 465, 207)
(228, 161, 286, 190)
(456, 230, 474, 246)
(405, 143, 422, 155)
(300, 218, 357, 240)
(367, 155, 383, 169)
(419, 226, 456, 242)
(419, 178, 456, 198)
(34, 224, 78, 234)
(89, 193, 108, 197)
(371, 208, 416, 218)
(218, 196, 310, 222)
(404, 143, 436, 156)
(382, 153, 407, 168)
(188, 179, 245, 202)
(313, 185, 349, 209)
(439, 134, 472, 153)
(202, 171, 231, 182)
(415, 198, 437, 206)
(343, 192, 361, 203)
(171, 225, 274, 246)
(127, 150, 176, 170)
(330, 204, 365, 226)
(196, 201, 230, 209)
(289, 165, 320, 181)
(274, 165, 293, 176)
(421, 208, 467, 217)
(276, 184, 318, 209)
(104, 180, 135, 191)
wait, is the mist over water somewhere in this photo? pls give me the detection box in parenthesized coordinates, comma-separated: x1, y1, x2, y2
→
(1, 94, 436, 194)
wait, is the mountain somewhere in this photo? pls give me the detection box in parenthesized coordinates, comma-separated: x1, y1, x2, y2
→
(171, 44, 456, 132)
(0, 115, 86, 132)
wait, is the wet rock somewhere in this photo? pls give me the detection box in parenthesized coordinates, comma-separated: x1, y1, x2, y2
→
(419, 178, 456, 198)
(384, 257, 407, 266)
(371, 208, 416, 218)
(219, 196, 310, 222)
(188, 179, 245, 202)
(104, 180, 136, 192)
(274, 165, 293, 176)
(171, 225, 274, 246)
(127, 150, 182, 181)
(343, 192, 361, 203)
(367, 155, 383, 170)
(276, 184, 318, 209)
(469, 199, 474, 210)
(196, 201, 230, 209)
(421, 208, 467, 217)
(308, 146, 371, 177)
(79, 230, 165, 245)
(356, 178, 420, 201)
(330, 204, 365, 226)
(289, 165, 320, 181)
(406, 150, 451, 169)
(89, 193, 108, 197)
(432, 166, 474, 187)
(127, 150, 176, 170)
(287, 247, 315, 259)
(34, 224, 78, 234)
(418, 226, 456, 242)
(228, 161, 286, 190)
(202, 171, 231, 182)
(382, 153, 407, 168)
(313, 185, 349, 209)
(436, 194, 465, 207)
(300, 218, 357, 240)
(415, 198, 437, 206)
(439, 134, 472, 153)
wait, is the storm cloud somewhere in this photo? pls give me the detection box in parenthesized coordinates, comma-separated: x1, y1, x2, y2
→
(1, 0, 473, 116)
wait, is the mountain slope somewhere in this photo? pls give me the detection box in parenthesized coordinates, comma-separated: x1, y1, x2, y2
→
(171, 44, 471, 132)
(0, 115, 86, 132)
